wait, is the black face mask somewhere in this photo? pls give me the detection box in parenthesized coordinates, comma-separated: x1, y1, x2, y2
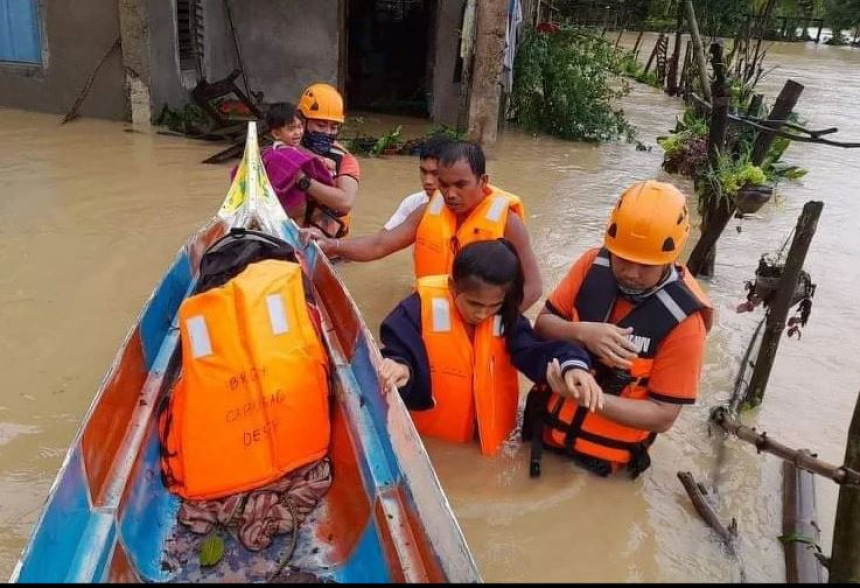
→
(302, 131, 336, 155)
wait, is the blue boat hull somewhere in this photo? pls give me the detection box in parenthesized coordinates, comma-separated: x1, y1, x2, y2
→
(12, 128, 480, 583)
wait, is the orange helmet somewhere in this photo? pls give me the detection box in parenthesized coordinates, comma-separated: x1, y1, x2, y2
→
(297, 83, 345, 123)
(604, 180, 690, 266)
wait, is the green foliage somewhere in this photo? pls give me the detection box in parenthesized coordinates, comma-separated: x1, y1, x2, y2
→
(156, 104, 210, 135)
(510, 27, 635, 142)
(428, 124, 467, 142)
(656, 108, 710, 176)
(824, 0, 860, 40)
(369, 125, 402, 156)
(706, 152, 768, 198)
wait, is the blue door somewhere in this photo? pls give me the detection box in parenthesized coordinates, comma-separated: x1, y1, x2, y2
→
(0, 0, 42, 64)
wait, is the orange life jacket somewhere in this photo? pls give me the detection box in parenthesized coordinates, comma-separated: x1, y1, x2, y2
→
(411, 275, 520, 456)
(160, 260, 330, 500)
(413, 185, 524, 278)
(530, 248, 712, 477)
(300, 144, 354, 238)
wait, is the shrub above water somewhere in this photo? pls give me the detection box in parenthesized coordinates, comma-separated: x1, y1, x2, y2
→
(510, 27, 635, 142)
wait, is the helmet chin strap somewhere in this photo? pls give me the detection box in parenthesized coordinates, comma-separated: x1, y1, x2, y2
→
(618, 266, 675, 304)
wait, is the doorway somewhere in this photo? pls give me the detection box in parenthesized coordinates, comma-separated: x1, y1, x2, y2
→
(346, 0, 435, 117)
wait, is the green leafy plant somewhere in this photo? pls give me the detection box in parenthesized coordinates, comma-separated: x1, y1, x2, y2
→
(510, 27, 636, 142)
(369, 125, 403, 156)
(156, 104, 210, 135)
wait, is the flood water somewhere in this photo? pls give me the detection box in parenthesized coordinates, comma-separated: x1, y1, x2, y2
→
(1, 37, 859, 582)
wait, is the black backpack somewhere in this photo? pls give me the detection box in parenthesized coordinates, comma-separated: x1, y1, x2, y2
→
(194, 227, 300, 294)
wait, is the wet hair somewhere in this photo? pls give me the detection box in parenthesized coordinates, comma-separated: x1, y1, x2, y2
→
(452, 239, 524, 336)
(418, 134, 453, 161)
(266, 102, 299, 130)
(438, 140, 486, 177)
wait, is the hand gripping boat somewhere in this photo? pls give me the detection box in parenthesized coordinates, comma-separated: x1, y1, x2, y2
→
(11, 124, 480, 584)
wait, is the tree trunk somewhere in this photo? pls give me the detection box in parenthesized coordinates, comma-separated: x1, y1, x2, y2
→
(467, 0, 508, 149)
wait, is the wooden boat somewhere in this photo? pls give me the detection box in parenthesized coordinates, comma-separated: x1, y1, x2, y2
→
(11, 124, 480, 584)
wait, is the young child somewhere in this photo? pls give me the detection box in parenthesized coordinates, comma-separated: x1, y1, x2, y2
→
(257, 103, 335, 218)
(267, 102, 304, 149)
(377, 239, 603, 456)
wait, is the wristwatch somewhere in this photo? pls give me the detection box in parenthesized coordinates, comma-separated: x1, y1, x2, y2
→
(296, 174, 311, 192)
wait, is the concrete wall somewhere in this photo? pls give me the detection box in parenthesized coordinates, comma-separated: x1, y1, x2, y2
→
(430, 0, 466, 126)
(145, 0, 189, 112)
(225, 0, 340, 104)
(0, 0, 128, 120)
(145, 0, 339, 114)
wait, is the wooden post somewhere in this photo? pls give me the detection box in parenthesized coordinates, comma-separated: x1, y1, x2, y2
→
(747, 92, 764, 117)
(643, 33, 662, 75)
(746, 201, 824, 407)
(466, 0, 508, 149)
(679, 41, 691, 95)
(783, 459, 826, 583)
(632, 29, 645, 58)
(666, 4, 684, 95)
(615, 29, 625, 49)
(830, 391, 860, 583)
(687, 42, 729, 278)
(815, 20, 823, 44)
(706, 42, 729, 165)
(751, 80, 805, 165)
(684, 0, 713, 104)
(687, 79, 805, 278)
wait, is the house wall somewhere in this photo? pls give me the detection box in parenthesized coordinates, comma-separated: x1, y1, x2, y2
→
(0, 0, 128, 120)
(212, 0, 340, 104)
(146, 0, 340, 115)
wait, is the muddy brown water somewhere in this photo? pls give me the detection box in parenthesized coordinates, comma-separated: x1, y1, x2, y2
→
(1, 38, 859, 581)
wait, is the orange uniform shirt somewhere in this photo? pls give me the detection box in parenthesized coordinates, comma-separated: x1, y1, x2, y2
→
(546, 248, 706, 404)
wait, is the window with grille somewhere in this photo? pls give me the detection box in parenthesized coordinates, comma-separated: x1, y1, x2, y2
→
(0, 0, 42, 64)
(176, 0, 204, 73)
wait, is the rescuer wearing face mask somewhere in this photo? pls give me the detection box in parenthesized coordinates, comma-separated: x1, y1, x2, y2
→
(293, 83, 360, 238)
(526, 180, 714, 479)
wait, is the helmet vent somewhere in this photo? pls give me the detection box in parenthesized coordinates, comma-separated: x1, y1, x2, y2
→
(662, 237, 675, 252)
(607, 223, 618, 238)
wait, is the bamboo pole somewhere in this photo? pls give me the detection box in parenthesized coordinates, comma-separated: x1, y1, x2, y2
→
(783, 460, 826, 583)
(710, 407, 860, 486)
(683, 0, 712, 103)
(666, 4, 684, 95)
(746, 201, 823, 407)
(830, 391, 860, 583)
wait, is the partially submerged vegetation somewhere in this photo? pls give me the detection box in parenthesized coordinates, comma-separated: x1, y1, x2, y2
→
(510, 26, 636, 142)
(339, 121, 466, 157)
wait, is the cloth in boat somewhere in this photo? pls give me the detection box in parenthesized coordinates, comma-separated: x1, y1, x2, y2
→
(231, 144, 334, 214)
(177, 457, 332, 552)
